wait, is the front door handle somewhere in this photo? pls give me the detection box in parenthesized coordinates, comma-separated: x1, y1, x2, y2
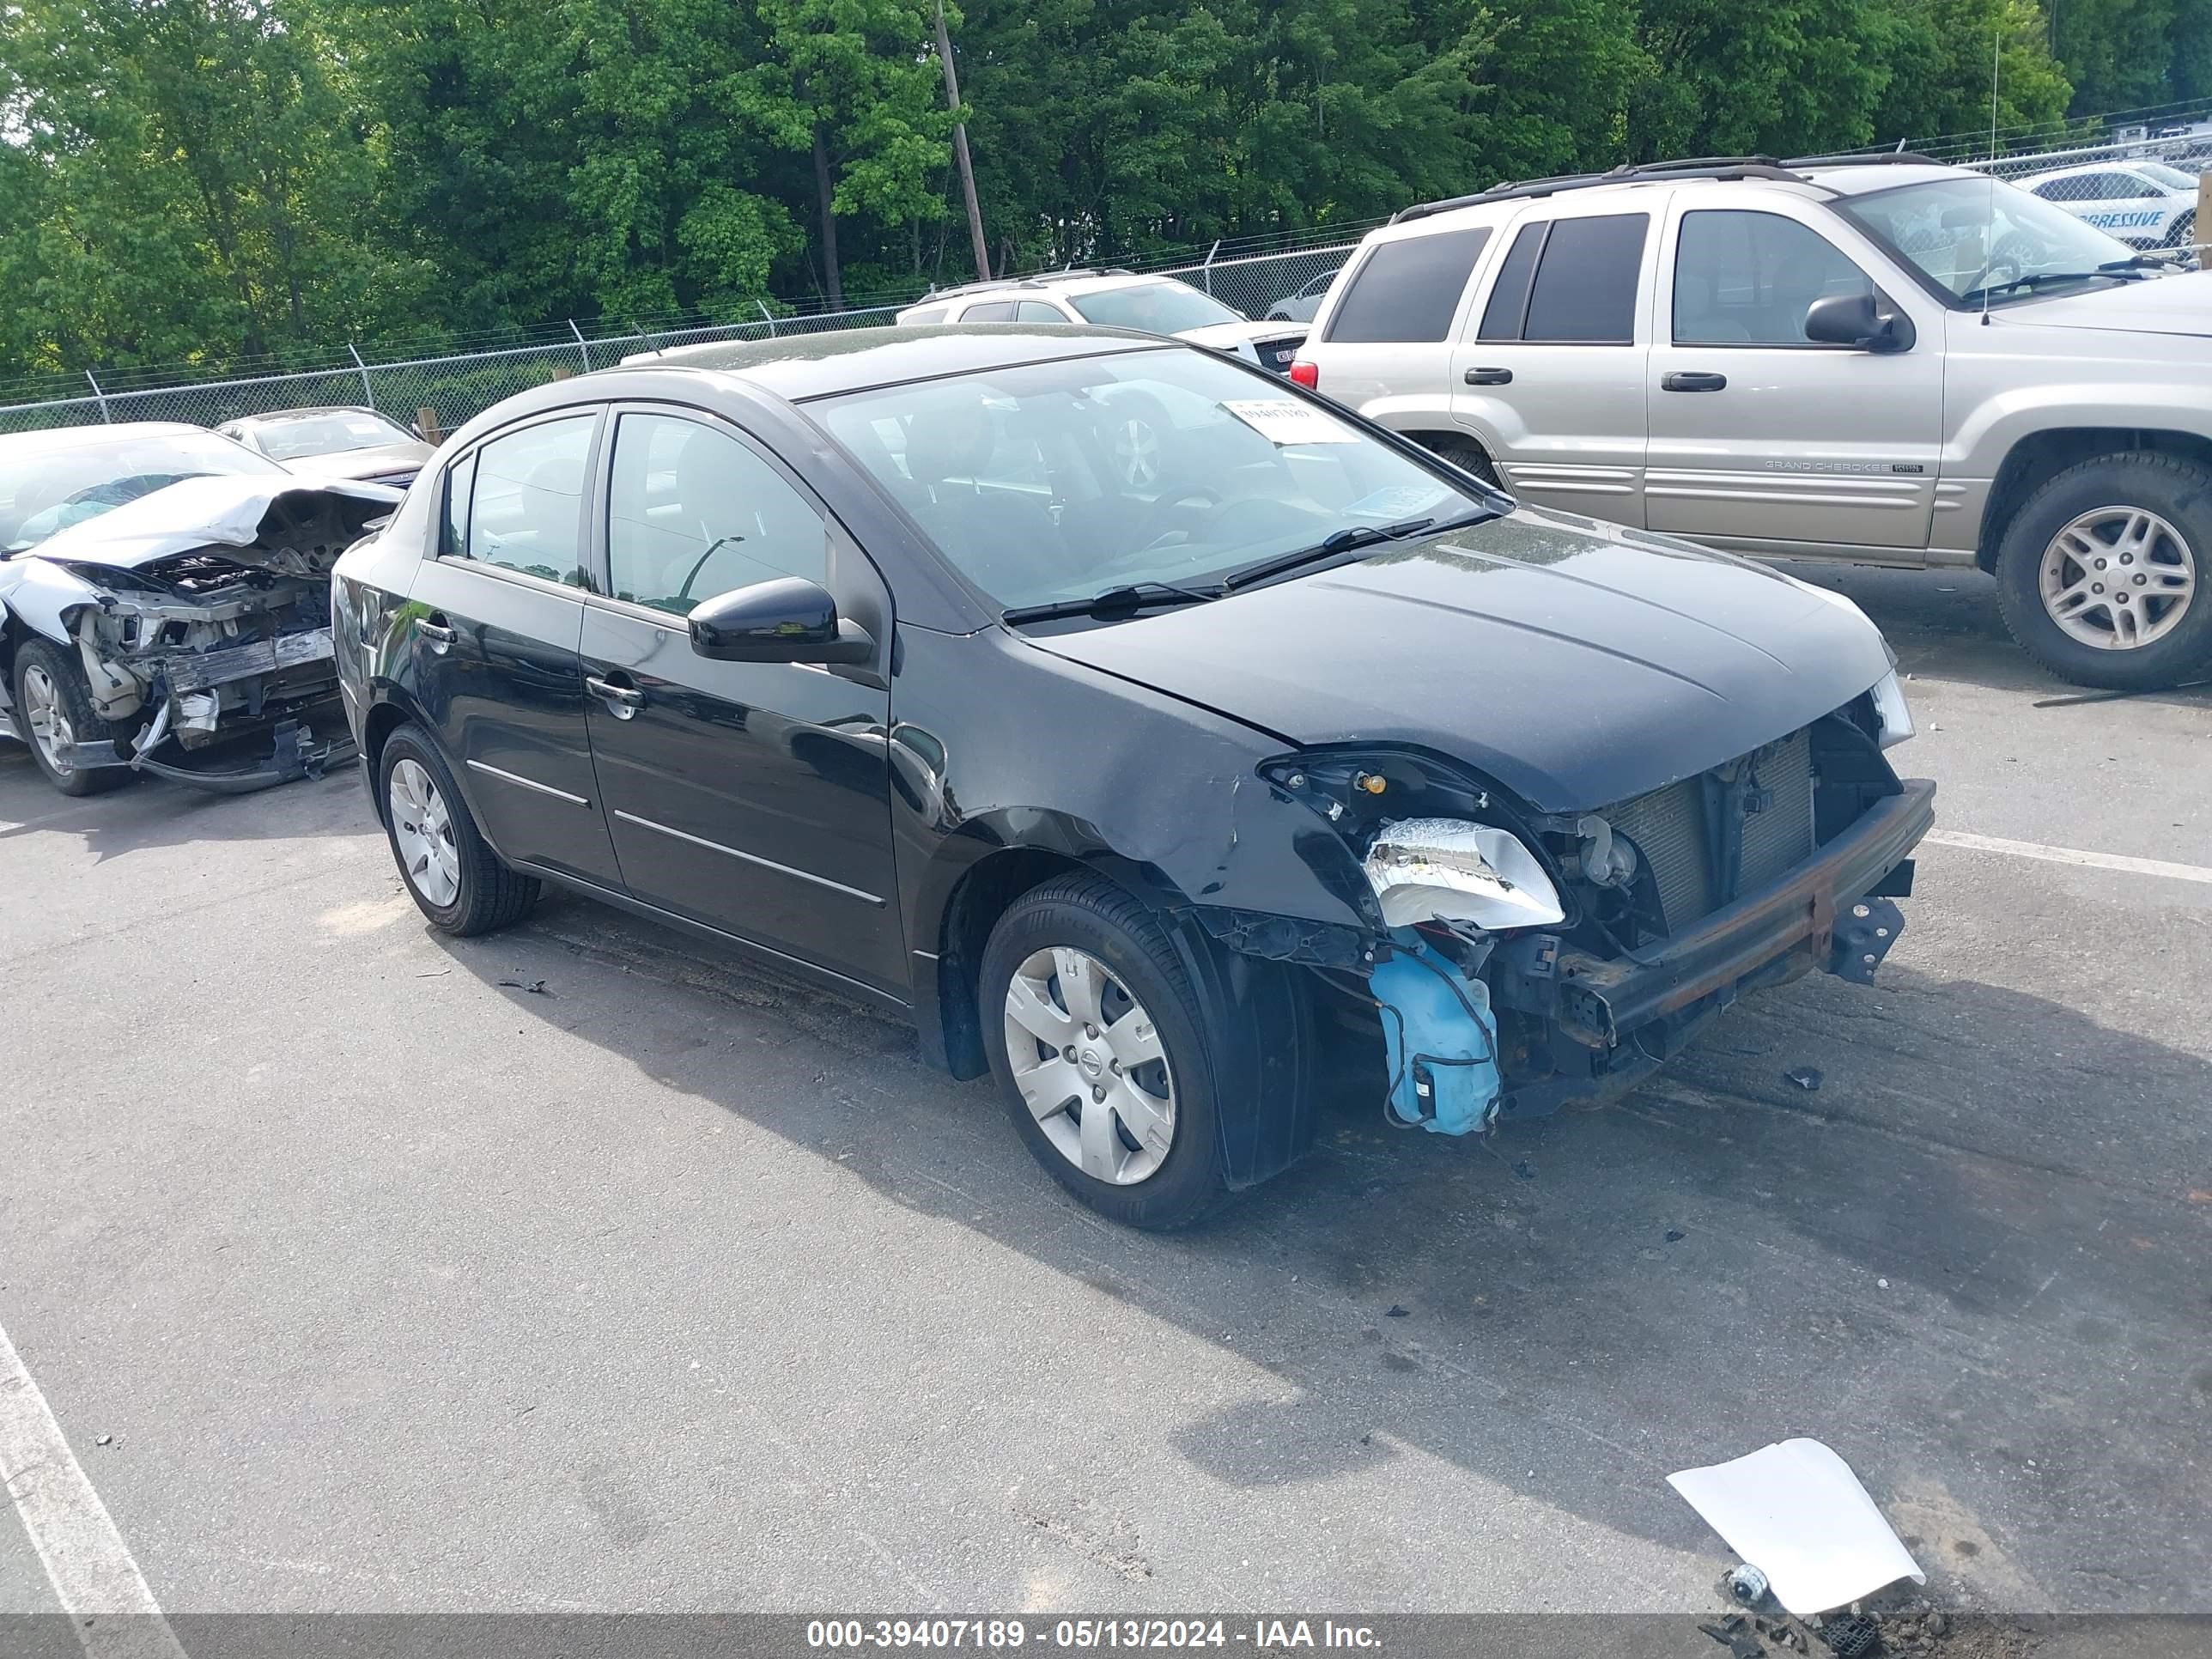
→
(584, 674, 647, 717)
(416, 615, 456, 646)
(1661, 371, 1729, 392)
(1463, 367, 1514, 386)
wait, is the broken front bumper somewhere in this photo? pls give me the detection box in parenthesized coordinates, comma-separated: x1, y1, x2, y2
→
(1492, 778, 1936, 1113)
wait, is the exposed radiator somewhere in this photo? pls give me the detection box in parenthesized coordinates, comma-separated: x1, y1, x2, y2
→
(1604, 727, 1815, 934)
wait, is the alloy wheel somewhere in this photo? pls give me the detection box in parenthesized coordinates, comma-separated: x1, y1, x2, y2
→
(1002, 945, 1177, 1185)
(2039, 504, 2197, 651)
(388, 757, 462, 907)
(21, 665, 74, 776)
(1111, 417, 1161, 490)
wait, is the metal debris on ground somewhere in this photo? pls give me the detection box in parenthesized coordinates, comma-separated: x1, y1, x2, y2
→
(1667, 1228, 1687, 1243)
(1784, 1066, 1823, 1091)
(1385, 1304, 1410, 1318)
(498, 978, 550, 995)
(1819, 1612, 1881, 1659)
(1699, 1613, 1769, 1659)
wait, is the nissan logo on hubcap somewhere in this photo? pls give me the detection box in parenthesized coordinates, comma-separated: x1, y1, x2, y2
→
(1078, 1048, 1105, 1079)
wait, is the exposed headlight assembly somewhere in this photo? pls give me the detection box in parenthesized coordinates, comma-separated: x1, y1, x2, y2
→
(1363, 817, 1565, 931)
(1868, 667, 1914, 750)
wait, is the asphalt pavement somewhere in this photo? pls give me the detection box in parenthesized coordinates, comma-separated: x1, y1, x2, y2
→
(2, 563, 2208, 1650)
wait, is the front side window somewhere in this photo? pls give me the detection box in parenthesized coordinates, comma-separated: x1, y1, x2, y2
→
(815, 348, 1487, 613)
(1322, 228, 1493, 343)
(605, 413, 827, 617)
(1065, 282, 1245, 331)
(961, 301, 1017, 321)
(1673, 210, 1875, 345)
(1016, 301, 1065, 323)
(464, 415, 595, 583)
(1835, 177, 2139, 305)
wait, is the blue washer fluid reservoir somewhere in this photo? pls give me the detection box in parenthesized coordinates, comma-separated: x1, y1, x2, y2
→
(1370, 942, 1502, 1135)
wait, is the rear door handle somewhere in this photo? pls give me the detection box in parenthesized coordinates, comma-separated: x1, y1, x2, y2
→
(1662, 371, 1729, 392)
(416, 615, 455, 645)
(1463, 367, 1514, 386)
(584, 674, 647, 716)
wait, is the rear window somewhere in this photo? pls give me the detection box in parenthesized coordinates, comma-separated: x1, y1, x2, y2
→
(1322, 228, 1493, 343)
(1479, 214, 1650, 343)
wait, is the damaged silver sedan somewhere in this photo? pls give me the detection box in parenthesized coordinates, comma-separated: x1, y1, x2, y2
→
(1, 430, 398, 795)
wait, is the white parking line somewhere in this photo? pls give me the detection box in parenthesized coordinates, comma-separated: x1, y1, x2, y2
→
(0, 1316, 185, 1659)
(1926, 830, 2212, 885)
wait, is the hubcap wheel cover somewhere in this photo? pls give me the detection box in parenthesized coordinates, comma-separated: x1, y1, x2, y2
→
(2039, 504, 2197, 651)
(388, 757, 462, 908)
(1003, 945, 1176, 1186)
(21, 665, 74, 775)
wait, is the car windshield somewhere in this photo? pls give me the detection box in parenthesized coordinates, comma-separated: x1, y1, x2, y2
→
(814, 348, 1486, 612)
(2138, 162, 2197, 191)
(250, 410, 416, 460)
(1065, 283, 1246, 332)
(0, 429, 287, 551)
(1836, 177, 2142, 304)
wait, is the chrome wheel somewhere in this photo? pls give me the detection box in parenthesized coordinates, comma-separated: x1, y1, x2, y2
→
(1002, 945, 1176, 1185)
(388, 757, 461, 907)
(20, 664, 74, 776)
(1110, 416, 1161, 489)
(2039, 505, 2197, 651)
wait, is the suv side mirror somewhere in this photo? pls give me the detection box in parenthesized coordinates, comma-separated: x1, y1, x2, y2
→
(1804, 291, 1916, 353)
(689, 575, 874, 665)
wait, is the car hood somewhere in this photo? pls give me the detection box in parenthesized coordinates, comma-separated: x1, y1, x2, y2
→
(21, 473, 404, 572)
(2008, 270, 2212, 337)
(284, 441, 434, 481)
(1023, 509, 1894, 813)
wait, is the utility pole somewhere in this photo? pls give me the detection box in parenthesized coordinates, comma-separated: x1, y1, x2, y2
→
(933, 0, 991, 280)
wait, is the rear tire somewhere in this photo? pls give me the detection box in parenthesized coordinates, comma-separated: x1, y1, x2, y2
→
(1993, 453, 2212, 690)
(378, 723, 539, 935)
(10, 638, 133, 798)
(1424, 434, 1503, 489)
(980, 874, 1231, 1230)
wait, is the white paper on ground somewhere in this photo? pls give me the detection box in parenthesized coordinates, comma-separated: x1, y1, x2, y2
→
(1667, 1437, 1926, 1617)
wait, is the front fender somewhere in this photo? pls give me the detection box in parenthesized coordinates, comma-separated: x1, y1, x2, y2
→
(0, 556, 106, 647)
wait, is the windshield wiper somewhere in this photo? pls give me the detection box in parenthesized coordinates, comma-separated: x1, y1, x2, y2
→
(1218, 508, 1493, 592)
(1960, 265, 2150, 306)
(1000, 579, 1223, 625)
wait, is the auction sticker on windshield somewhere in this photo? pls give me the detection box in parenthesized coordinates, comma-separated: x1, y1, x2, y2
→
(1220, 399, 1359, 445)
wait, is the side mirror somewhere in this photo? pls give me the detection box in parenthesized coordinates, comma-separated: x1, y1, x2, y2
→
(1804, 291, 1916, 353)
(689, 576, 874, 665)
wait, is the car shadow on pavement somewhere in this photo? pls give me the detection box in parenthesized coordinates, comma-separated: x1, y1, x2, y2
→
(0, 745, 366, 864)
(437, 894, 2212, 1614)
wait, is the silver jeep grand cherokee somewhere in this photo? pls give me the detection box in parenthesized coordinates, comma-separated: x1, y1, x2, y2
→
(1291, 155, 2212, 690)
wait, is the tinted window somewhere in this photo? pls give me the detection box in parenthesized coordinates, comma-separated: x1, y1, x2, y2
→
(1322, 227, 1493, 343)
(1522, 214, 1649, 342)
(1477, 222, 1545, 340)
(465, 415, 595, 582)
(605, 413, 827, 617)
(962, 301, 1018, 321)
(441, 452, 476, 558)
(1015, 301, 1065, 322)
(903, 304, 950, 324)
(1674, 211, 1875, 345)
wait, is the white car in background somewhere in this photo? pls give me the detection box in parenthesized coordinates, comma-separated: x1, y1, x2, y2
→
(895, 270, 1310, 377)
(2022, 161, 2200, 251)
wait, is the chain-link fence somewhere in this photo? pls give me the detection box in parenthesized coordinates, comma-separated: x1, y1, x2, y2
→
(1960, 130, 2209, 260)
(0, 234, 1369, 441)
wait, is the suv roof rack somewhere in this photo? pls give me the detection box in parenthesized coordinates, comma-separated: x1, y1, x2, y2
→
(916, 266, 1135, 301)
(1390, 156, 1803, 223)
(1784, 149, 1942, 167)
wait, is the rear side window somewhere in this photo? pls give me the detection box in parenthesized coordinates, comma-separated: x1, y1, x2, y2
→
(1480, 214, 1650, 343)
(1015, 301, 1064, 322)
(464, 415, 596, 583)
(962, 301, 1017, 321)
(1323, 228, 1493, 343)
(902, 304, 950, 325)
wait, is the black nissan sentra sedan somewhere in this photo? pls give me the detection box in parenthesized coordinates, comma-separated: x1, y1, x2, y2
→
(332, 325, 1933, 1228)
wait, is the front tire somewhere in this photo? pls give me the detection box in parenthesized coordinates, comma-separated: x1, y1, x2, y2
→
(981, 874, 1230, 1230)
(10, 638, 132, 798)
(378, 724, 539, 935)
(1994, 453, 2211, 690)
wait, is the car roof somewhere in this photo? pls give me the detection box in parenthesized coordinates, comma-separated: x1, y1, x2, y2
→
(0, 420, 216, 456)
(620, 323, 1170, 400)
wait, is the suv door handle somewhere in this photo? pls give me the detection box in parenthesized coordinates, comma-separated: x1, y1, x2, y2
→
(416, 614, 456, 646)
(584, 673, 647, 716)
(1662, 371, 1729, 392)
(1463, 367, 1514, 386)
